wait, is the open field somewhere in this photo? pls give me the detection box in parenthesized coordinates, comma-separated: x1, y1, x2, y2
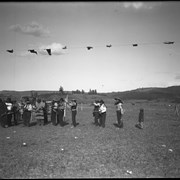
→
(0, 100, 180, 178)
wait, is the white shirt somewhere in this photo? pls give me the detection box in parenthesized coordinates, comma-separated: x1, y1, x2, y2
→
(99, 104, 106, 113)
(116, 103, 124, 114)
(5, 102, 13, 111)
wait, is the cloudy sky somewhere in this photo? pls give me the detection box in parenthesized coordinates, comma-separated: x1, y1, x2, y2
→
(0, 1, 180, 92)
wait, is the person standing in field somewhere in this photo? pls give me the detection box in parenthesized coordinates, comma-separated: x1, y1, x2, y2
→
(5, 98, 13, 127)
(35, 98, 45, 126)
(93, 100, 100, 126)
(12, 100, 20, 126)
(57, 98, 66, 127)
(23, 98, 33, 127)
(68, 99, 78, 128)
(135, 108, 144, 129)
(99, 100, 107, 128)
(42, 100, 48, 125)
(51, 100, 58, 126)
(174, 104, 179, 120)
(114, 98, 124, 128)
(0, 98, 8, 128)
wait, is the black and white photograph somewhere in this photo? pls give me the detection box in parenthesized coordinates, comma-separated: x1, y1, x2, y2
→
(0, 1, 180, 178)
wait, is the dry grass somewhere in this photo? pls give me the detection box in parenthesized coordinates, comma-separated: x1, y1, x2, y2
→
(0, 100, 180, 178)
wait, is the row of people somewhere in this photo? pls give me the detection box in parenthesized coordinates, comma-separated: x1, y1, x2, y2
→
(0, 97, 144, 129)
(0, 97, 78, 128)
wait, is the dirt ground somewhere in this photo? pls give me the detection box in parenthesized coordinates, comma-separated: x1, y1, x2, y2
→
(0, 100, 180, 178)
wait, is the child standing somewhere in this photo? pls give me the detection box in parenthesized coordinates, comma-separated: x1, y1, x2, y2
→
(135, 108, 144, 129)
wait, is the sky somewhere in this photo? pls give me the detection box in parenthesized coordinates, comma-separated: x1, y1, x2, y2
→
(0, 1, 180, 93)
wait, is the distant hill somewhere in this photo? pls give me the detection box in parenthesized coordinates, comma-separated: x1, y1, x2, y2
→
(0, 86, 180, 103)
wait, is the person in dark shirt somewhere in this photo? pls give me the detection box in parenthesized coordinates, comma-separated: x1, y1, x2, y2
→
(135, 108, 144, 129)
(0, 98, 8, 128)
(68, 99, 78, 128)
(57, 98, 66, 127)
(93, 100, 100, 126)
(51, 100, 58, 126)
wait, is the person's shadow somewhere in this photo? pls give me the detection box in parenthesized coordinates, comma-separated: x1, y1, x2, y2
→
(113, 123, 123, 128)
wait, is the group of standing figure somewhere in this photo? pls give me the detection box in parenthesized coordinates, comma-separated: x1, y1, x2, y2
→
(0, 97, 78, 128)
(92, 98, 124, 128)
(0, 96, 145, 129)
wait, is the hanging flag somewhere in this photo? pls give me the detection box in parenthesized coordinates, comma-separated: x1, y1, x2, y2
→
(62, 46, 67, 49)
(28, 49, 38, 55)
(132, 44, 138, 47)
(106, 45, 112, 48)
(87, 46, 93, 50)
(163, 41, 174, 44)
(6, 49, 14, 53)
(46, 49, 51, 55)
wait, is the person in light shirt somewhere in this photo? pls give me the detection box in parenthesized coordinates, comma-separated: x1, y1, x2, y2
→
(51, 100, 58, 126)
(114, 98, 124, 128)
(99, 100, 107, 128)
(5, 98, 13, 127)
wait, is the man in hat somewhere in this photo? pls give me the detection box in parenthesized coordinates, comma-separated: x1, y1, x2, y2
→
(93, 100, 100, 126)
(99, 100, 107, 128)
(114, 98, 124, 128)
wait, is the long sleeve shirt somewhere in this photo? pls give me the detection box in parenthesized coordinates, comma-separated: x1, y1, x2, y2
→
(99, 104, 106, 114)
(116, 103, 124, 114)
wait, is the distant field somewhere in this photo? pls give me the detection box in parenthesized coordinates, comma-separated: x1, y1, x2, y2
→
(0, 100, 180, 178)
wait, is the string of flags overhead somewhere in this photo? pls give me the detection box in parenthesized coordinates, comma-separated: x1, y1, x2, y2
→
(4, 41, 178, 55)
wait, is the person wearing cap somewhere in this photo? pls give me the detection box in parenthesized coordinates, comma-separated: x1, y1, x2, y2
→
(57, 98, 66, 127)
(93, 100, 100, 126)
(99, 100, 107, 128)
(51, 100, 58, 126)
(23, 98, 33, 127)
(0, 98, 8, 128)
(114, 98, 124, 128)
(68, 99, 78, 128)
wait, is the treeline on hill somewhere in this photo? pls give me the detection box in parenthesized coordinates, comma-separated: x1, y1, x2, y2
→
(1, 86, 180, 103)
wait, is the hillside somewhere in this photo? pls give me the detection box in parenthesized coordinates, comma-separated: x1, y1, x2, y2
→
(0, 86, 180, 103)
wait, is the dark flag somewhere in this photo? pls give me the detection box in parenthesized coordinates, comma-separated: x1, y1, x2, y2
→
(6, 49, 13, 53)
(87, 46, 93, 50)
(62, 46, 67, 49)
(46, 49, 51, 55)
(106, 45, 112, 48)
(132, 44, 138, 47)
(163, 41, 174, 44)
(28, 49, 38, 55)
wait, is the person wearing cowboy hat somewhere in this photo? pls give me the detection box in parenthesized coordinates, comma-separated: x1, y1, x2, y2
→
(92, 100, 100, 126)
(99, 99, 107, 128)
(114, 98, 124, 128)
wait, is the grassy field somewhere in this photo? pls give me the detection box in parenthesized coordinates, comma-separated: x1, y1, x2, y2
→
(0, 100, 180, 178)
